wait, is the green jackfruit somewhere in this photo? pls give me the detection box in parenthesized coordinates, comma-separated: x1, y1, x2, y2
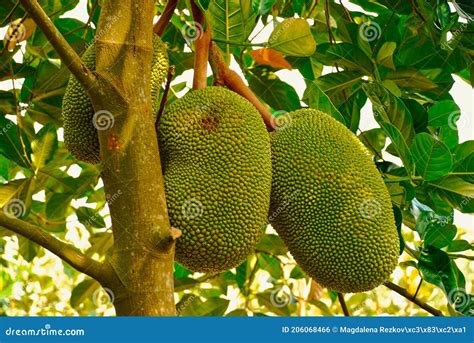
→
(62, 36, 168, 164)
(269, 109, 399, 293)
(158, 87, 272, 273)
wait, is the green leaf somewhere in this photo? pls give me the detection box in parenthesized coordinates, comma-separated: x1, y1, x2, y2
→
(303, 81, 346, 125)
(247, 68, 300, 111)
(252, 0, 275, 15)
(31, 124, 57, 171)
(258, 254, 282, 279)
(76, 207, 106, 228)
(410, 133, 453, 181)
(256, 234, 288, 255)
(447, 240, 473, 252)
(207, 0, 257, 60)
(393, 205, 404, 255)
(0, 117, 32, 168)
(376, 41, 396, 69)
(429, 176, 474, 198)
(18, 236, 38, 262)
(268, 18, 316, 56)
(315, 71, 364, 97)
(70, 279, 99, 309)
(226, 309, 248, 316)
(46, 193, 72, 221)
(424, 224, 457, 249)
(385, 70, 438, 91)
(380, 123, 415, 176)
(326, 43, 373, 74)
(428, 100, 460, 127)
(364, 83, 415, 144)
(289, 265, 306, 279)
(358, 128, 387, 156)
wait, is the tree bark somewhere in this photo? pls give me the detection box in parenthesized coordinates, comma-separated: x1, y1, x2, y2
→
(89, 0, 176, 316)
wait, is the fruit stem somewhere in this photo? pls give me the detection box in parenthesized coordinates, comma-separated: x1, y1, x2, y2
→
(209, 42, 274, 131)
(337, 292, 351, 316)
(155, 65, 175, 128)
(191, 0, 210, 90)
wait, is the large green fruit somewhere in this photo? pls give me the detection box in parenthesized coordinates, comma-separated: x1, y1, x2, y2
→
(62, 36, 168, 164)
(269, 109, 399, 293)
(158, 87, 272, 273)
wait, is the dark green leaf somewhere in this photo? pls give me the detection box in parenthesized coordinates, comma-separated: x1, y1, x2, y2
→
(410, 133, 453, 181)
(76, 206, 105, 228)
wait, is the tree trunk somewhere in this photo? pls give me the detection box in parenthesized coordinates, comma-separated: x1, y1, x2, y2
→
(90, 0, 176, 316)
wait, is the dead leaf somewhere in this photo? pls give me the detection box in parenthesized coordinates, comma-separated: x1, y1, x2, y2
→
(5, 18, 37, 52)
(249, 48, 292, 70)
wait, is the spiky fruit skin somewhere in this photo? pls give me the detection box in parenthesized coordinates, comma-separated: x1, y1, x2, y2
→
(269, 109, 399, 293)
(62, 36, 168, 164)
(158, 87, 272, 273)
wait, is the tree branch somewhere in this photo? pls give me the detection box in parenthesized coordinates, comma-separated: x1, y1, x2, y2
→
(337, 292, 350, 316)
(0, 212, 109, 284)
(384, 281, 444, 316)
(209, 42, 274, 130)
(191, 1, 210, 90)
(153, 0, 178, 36)
(19, 0, 97, 91)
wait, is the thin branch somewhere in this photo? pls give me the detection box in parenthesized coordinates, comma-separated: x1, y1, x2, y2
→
(209, 42, 273, 130)
(337, 292, 350, 316)
(153, 0, 178, 36)
(384, 281, 444, 316)
(19, 0, 97, 91)
(0, 212, 109, 284)
(155, 65, 175, 127)
(408, 0, 426, 22)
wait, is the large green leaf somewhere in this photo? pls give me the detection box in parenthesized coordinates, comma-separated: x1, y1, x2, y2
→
(428, 100, 460, 128)
(380, 123, 415, 176)
(326, 43, 373, 74)
(268, 18, 316, 56)
(315, 71, 364, 97)
(0, 117, 32, 168)
(207, 0, 257, 60)
(429, 176, 474, 198)
(410, 133, 453, 181)
(246, 68, 300, 111)
(303, 81, 346, 125)
(31, 124, 58, 172)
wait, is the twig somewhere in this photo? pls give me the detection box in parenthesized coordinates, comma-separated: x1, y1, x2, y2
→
(9, 62, 31, 168)
(337, 292, 350, 316)
(19, 0, 97, 91)
(191, 1, 210, 89)
(324, 0, 335, 44)
(408, 0, 426, 22)
(209, 42, 273, 130)
(153, 0, 178, 36)
(0, 212, 109, 284)
(155, 65, 175, 127)
(384, 281, 444, 316)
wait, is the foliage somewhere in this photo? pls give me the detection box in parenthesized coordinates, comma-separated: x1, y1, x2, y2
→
(0, 0, 473, 316)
